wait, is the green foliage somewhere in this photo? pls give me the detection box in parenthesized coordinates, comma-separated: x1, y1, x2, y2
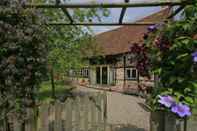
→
(0, 0, 48, 119)
(145, 2, 197, 112)
(43, 1, 109, 75)
(38, 81, 74, 102)
(47, 31, 99, 74)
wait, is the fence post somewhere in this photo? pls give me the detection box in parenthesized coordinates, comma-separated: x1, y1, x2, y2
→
(80, 96, 85, 131)
(164, 112, 177, 131)
(13, 119, 22, 131)
(84, 95, 89, 131)
(150, 111, 165, 131)
(25, 108, 36, 131)
(184, 118, 187, 131)
(75, 97, 81, 131)
(54, 102, 63, 131)
(186, 115, 197, 131)
(65, 99, 73, 131)
(91, 94, 97, 131)
(103, 91, 107, 131)
(39, 104, 49, 131)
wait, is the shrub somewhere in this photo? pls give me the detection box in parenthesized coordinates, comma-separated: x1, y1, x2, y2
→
(0, 0, 48, 120)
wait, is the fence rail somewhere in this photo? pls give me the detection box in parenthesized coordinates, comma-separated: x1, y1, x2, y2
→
(0, 92, 107, 131)
(0, 91, 196, 131)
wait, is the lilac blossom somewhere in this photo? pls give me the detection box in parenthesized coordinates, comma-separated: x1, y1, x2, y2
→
(192, 51, 197, 62)
(171, 103, 191, 118)
(158, 95, 176, 108)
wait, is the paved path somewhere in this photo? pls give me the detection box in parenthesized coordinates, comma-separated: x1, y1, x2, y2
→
(75, 87, 150, 131)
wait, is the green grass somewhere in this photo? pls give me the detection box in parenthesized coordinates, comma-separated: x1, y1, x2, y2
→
(38, 81, 75, 102)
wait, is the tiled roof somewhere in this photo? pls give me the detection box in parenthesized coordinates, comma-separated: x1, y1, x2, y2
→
(94, 8, 170, 56)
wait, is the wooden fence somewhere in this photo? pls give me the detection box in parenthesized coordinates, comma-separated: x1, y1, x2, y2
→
(0, 92, 107, 131)
(150, 111, 197, 131)
(0, 91, 196, 131)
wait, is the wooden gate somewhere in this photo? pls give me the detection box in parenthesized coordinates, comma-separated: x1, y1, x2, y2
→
(0, 92, 107, 131)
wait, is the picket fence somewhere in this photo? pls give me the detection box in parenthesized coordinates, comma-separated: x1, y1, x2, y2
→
(0, 92, 107, 131)
(1, 91, 196, 131)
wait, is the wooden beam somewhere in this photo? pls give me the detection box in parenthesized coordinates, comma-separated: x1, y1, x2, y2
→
(47, 22, 155, 26)
(25, 1, 194, 9)
(123, 55, 126, 88)
(56, 0, 74, 24)
(61, 8, 74, 24)
(119, 0, 129, 24)
(167, 6, 185, 19)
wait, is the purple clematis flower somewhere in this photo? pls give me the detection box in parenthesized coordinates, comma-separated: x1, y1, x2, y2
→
(148, 25, 157, 32)
(171, 103, 191, 118)
(192, 51, 197, 62)
(158, 95, 176, 108)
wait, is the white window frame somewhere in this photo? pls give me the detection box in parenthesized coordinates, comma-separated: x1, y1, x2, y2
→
(80, 68, 89, 78)
(125, 68, 138, 80)
(83, 68, 89, 78)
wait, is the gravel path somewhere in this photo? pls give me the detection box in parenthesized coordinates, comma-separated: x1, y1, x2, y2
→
(75, 87, 150, 131)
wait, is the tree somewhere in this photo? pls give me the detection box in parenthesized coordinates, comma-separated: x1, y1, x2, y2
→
(24, 0, 108, 99)
(0, 0, 48, 120)
(43, 0, 109, 79)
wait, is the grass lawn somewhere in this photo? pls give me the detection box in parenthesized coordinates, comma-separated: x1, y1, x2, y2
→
(38, 81, 75, 102)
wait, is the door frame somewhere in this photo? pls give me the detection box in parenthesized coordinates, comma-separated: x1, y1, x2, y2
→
(96, 65, 110, 85)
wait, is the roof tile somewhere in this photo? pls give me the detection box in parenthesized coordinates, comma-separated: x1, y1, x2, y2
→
(95, 8, 170, 56)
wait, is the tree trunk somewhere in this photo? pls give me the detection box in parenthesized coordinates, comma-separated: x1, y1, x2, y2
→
(50, 68, 55, 99)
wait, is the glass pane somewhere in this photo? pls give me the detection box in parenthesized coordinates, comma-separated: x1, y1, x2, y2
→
(96, 67, 101, 84)
(102, 67, 108, 84)
(126, 69, 131, 79)
(132, 69, 137, 78)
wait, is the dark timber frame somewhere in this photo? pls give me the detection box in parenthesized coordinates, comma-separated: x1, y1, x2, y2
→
(25, 1, 193, 26)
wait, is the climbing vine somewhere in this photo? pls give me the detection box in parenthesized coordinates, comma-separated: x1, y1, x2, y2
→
(130, 2, 197, 117)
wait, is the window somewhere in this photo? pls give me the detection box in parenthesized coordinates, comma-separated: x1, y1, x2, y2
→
(126, 68, 138, 80)
(68, 68, 89, 78)
(80, 68, 89, 78)
(83, 68, 89, 78)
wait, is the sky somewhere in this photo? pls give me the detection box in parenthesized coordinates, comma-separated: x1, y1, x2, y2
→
(64, 0, 163, 34)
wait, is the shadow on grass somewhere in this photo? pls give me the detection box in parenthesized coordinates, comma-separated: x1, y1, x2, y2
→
(38, 88, 74, 101)
(38, 81, 75, 102)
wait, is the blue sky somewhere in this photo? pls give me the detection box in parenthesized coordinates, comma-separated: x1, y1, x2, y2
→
(92, 7, 161, 34)
(65, 0, 162, 34)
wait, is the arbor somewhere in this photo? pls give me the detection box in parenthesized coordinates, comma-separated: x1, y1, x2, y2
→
(0, 0, 48, 119)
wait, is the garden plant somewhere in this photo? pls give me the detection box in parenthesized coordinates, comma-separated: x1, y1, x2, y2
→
(0, 0, 109, 121)
(0, 0, 48, 120)
(130, 1, 197, 119)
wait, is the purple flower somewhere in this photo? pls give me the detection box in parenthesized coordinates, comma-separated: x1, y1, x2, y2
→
(148, 25, 157, 32)
(158, 95, 176, 108)
(192, 51, 197, 62)
(171, 103, 191, 118)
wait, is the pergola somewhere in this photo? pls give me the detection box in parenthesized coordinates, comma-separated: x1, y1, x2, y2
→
(25, 0, 193, 26)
